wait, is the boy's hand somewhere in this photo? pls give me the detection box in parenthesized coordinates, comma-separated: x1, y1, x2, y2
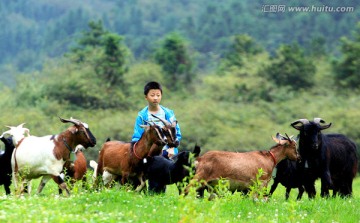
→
(167, 147, 175, 158)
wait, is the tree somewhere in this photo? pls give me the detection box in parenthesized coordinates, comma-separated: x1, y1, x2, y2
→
(334, 22, 360, 90)
(308, 37, 326, 57)
(70, 20, 130, 88)
(220, 34, 263, 70)
(70, 20, 108, 63)
(264, 43, 316, 90)
(51, 21, 132, 109)
(154, 33, 194, 91)
(78, 20, 107, 48)
(95, 33, 130, 88)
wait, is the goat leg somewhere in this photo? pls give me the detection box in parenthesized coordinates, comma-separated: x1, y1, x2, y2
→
(297, 186, 305, 200)
(4, 184, 11, 195)
(135, 174, 145, 192)
(285, 187, 291, 200)
(23, 180, 31, 194)
(38, 175, 51, 194)
(52, 175, 70, 197)
(269, 180, 279, 196)
(103, 170, 116, 186)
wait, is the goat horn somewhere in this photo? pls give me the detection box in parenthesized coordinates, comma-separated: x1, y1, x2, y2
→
(285, 133, 291, 141)
(313, 117, 332, 130)
(59, 117, 81, 125)
(151, 114, 171, 126)
(290, 119, 309, 130)
(144, 120, 154, 126)
(17, 123, 26, 128)
(313, 118, 325, 124)
(0, 129, 11, 138)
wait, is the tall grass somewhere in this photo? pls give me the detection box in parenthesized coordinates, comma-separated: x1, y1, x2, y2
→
(1, 174, 360, 223)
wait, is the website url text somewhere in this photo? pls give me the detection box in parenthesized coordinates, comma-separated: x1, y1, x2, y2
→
(262, 5, 355, 13)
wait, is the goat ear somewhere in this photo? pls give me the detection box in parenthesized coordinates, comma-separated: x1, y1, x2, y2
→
(24, 128, 30, 136)
(272, 135, 280, 144)
(291, 119, 309, 130)
(70, 127, 78, 134)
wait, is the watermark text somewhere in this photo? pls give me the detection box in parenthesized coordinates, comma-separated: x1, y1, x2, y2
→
(262, 5, 355, 13)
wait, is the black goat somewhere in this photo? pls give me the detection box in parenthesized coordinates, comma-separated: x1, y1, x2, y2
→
(291, 118, 358, 198)
(145, 145, 201, 194)
(269, 159, 305, 200)
(0, 136, 15, 195)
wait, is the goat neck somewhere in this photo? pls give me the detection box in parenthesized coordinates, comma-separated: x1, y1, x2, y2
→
(133, 125, 166, 159)
(268, 139, 298, 168)
(133, 140, 163, 160)
(53, 130, 77, 161)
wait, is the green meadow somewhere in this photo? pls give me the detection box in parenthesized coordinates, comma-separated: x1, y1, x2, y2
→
(1, 174, 360, 223)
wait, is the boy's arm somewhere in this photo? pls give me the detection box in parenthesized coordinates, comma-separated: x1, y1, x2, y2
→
(131, 115, 144, 142)
(175, 122, 182, 142)
(168, 110, 182, 143)
(163, 107, 182, 143)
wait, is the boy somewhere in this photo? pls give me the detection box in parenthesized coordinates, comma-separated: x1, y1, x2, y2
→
(131, 81, 182, 158)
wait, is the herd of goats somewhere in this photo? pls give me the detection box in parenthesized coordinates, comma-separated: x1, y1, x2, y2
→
(0, 116, 358, 200)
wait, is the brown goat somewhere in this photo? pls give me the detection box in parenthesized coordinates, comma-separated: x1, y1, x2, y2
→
(185, 133, 298, 199)
(152, 114, 180, 148)
(95, 123, 168, 192)
(59, 145, 87, 194)
(62, 145, 87, 182)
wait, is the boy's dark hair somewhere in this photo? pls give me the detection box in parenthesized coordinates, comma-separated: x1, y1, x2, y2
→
(144, 81, 163, 95)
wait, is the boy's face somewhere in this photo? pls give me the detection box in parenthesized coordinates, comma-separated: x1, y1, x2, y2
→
(145, 89, 162, 107)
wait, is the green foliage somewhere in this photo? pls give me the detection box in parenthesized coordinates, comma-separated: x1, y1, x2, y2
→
(94, 33, 130, 88)
(334, 22, 360, 91)
(308, 37, 327, 57)
(2, 178, 360, 222)
(1, 0, 360, 74)
(248, 168, 269, 201)
(77, 20, 108, 49)
(31, 21, 132, 110)
(154, 33, 194, 91)
(263, 43, 316, 90)
(220, 34, 263, 69)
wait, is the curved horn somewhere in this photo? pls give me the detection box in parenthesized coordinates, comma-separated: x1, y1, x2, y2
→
(59, 117, 81, 125)
(313, 118, 325, 124)
(17, 123, 26, 128)
(0, 130, 11, 138)
(285, 133, 294, 141)
(290, 119, 309, 130)
(144, 120, 154, 126)
(313, 117, 332, 130)
(151, 114, 171, 126)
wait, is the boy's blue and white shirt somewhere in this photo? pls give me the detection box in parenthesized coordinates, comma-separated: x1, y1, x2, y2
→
(147, 108, 166, 128)
(131, 105, 182, 154)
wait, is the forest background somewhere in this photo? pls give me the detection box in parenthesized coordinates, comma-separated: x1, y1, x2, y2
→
(1, 0, 360, 166)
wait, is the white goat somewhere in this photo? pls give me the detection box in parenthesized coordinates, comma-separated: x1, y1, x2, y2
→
(6, 117, 96, 196)
(0, 123, 30, 146)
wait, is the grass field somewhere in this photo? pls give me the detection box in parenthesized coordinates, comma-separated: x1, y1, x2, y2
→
(1, 174, 360, 223)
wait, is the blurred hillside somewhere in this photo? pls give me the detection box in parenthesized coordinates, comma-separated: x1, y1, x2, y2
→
(1, 0, 360, 163)
(1, 0, 360, 82)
